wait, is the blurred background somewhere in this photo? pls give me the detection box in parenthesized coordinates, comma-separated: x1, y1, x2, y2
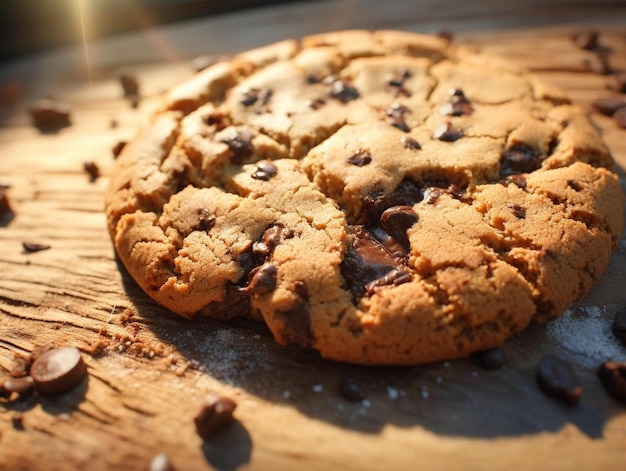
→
(0, 0, 313, 62)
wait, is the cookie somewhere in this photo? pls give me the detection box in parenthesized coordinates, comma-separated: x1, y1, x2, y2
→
(105, 30, 624, 365)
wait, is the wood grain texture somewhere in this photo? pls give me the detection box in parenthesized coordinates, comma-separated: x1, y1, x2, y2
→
(1, 1, 625, 470)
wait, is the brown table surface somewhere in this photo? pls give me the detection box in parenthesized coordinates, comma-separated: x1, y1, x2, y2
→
(1, 1, 626, 470)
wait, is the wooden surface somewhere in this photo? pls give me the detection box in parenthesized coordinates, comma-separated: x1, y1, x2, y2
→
(1, 1, 626, 470)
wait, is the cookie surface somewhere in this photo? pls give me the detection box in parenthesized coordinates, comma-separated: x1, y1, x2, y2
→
(105, 30, 624, 365)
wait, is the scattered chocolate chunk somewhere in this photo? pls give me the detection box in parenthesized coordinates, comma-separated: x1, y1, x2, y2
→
(11, 412, 24, 429)
(422, 187, 445, 205)
(29, 99, 71, 130)
(83, 161, 100, 181)
(572, 30, 599, 50)
(338, 379, 366, 402)
(499, 144, 542, 177)
(386, 69, 412, 97)
(614, 107, 626, 129)
(401, 136, 421, 150)
(3, 376, 35, 396)
(433, 121, 463, 142)
(251, 161, 278, 181)
(612, 307, 626, 346)
(243, 263, 277, 294)
(536, 354, 582, 405)
(380, 205, 418, 250)
(504, 174, 528, 190)
(507, 202, 526, 219)
(221, 130, 254, 164)
(112, 140, 127, 158)
(591, 97, 626, 116)
(597, 361, 626, 405)
(328, 79, 359, 103)
(119, 74, 140, 97)
(347, 149, 372, 167)
(474, 348, 506, 370)
(365, 269, 412, 296)
(30, 346, 87, 396)
(194, 392, 237, 439)
(440, 88, 474, 116)
(386, 103, 411, 132)
(22, 242, 51, 253)
(194, 209, 215, 232)
(149, 453, 177, 471)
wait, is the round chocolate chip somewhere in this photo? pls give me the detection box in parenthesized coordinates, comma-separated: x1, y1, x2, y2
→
(252, 161, 278, 180)
(30, 346, 88, 396)
(194, 392, 237, 439)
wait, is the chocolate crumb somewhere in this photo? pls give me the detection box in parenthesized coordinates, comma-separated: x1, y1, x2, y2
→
(308, 98, 326, 110)
(83, 161, 100, 181)
(597, 361, 626, 405)
(328, 79, 359, 103)
(112, 141, 127, 158)
(11, 412, 24, 430)
(401, 136, 421, 150)
(338, 379, 366, 402)
(507, 202, 526, 219)
(29, 99, 71, 130)
(251, 161, 278, 181)
(612, 307, 626, 346)
(193, 392, 237, 439)
(22, 242, 51, 253)
(536, 354, 582, 405)
(194, 209, 215, 232)
(440, 88, 474, 116)
(386, 103, 411, 132)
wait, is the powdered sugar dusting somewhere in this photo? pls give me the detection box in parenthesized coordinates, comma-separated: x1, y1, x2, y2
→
(546, 306, 625, 368)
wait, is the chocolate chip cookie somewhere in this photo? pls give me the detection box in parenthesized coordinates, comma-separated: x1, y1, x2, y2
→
(105, 30, 624, 365)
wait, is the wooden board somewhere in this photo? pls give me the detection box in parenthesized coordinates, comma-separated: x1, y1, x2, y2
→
(1, 1, 626, 470)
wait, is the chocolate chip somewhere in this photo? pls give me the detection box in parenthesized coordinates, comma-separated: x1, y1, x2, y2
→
(83, 161, 100, 181)
(612, 307, 626, 346)
(474, 348, 506, 370)
(251, 161, 278, 181)
(597, 361, 626, 405)
(567, 179, 583, 191)
(306, 74, 321, 84)
(194, 392, 237, 439)
(507, 202, 526, 219)
(148, 453, 177, 471)
(440, 88, 474, 116)
(119, 74, 139, 97)
(422, 187, 445, 205)
(30, 346, 87, 396)
(239, 88, 273, 109)
(194, 208, 215, 232)
(22, 242, 51, 253)
(253, 225, 284, 261)
(591, 98, 626, 116)
(243, 262, 277, 294)
(363, 179, 423, 222)
(347, 149, 372, 167)
(338, 379, 366, 402)
(3, 376, 35, 396)
(276, 281, 312, 347)
(572, 30, 599, 50)
(504, 174, 528, 190)
(433, 122, 463, 142)
(386, 103, 411, 132)
(308, 98, 326, 110)
(12, 412, 24, 429)
(614, 107, 626, 129)
(112, 140, 127, 158)
(328, 79, 359, 103)
(365, 268, 412, 296)
(401, 136, 421, 150)
(386, 69, 412, 97)
(499, 144, 542, 177)
(221, 130, 254, 164)
(536, 354, 582, 405)
(380, 205, 418, 251)
(29, 99, 71, 130)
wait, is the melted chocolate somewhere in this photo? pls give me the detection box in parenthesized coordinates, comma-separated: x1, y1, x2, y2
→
(499, 144, 542, 177)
